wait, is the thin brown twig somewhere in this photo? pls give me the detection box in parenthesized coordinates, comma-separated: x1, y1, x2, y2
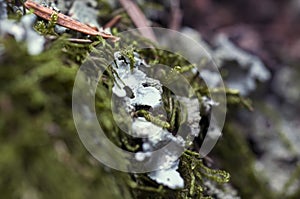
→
(169, 0, 182, 31)
(24, 0, 119, 41)
(118, 0, 157, 42)
(103, 15, 122, 29)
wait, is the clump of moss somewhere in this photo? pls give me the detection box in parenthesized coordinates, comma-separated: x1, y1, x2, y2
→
(34, 12, 58, 36)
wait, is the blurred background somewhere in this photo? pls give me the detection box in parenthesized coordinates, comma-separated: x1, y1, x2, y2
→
(0, 0, 300, 198)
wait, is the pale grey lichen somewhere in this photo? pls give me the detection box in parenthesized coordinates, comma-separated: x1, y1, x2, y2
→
(0, 14, 45, 55)
(111, 51, 194, 189)
(148, 160, 184, 189)
(201, 96, 219, 113)
(0, 0, 7, 20)
(272, 67, 300, 105)
(180, 28, 271, 96)
(29, 0, 73, 14)
(131, 117, 164, 141)
(69, 0, 101, 29)
(213, 34, 271, 95)
(250, 102, 300, 195)
(204, 181, 240, 199)
(200, 69, 223, 88)
(21, 15, 45, 55)
(177, 97, 201, 138)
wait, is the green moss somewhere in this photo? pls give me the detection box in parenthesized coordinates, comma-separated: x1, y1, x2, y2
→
(0, 36, 132, 199)
(34, 12, 58, 36)
(136, 110, 171, 129)
(120, 46, 136, 70)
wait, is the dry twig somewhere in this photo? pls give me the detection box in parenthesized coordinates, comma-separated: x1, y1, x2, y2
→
(118, 0, 156, 42)
(103, 15, 122, 29)
(24, 0, 119, 41)
(169, 0, 182, 31)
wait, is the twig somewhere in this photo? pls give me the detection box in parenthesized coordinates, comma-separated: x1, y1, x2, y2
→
(24, 0, 119, 41)
(67, 38, 93, 43)
(118, 0, 157, 42)
(45, 35, 93, 43)
(169, 0, 182, 31)
(103, 15, 122, 29)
